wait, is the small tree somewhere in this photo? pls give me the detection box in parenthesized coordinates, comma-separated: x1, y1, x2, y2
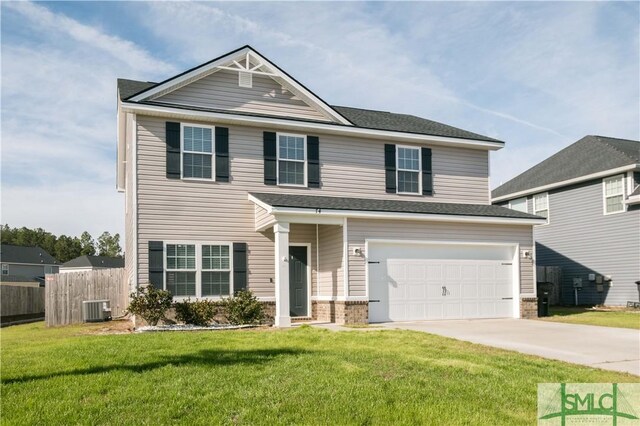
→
(127, 284, 173, 326)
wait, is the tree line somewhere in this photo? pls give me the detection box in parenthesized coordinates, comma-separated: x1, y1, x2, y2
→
(1, 225, 122, 264)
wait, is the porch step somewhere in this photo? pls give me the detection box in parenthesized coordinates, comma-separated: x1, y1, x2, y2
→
(291, 317, 313, 323)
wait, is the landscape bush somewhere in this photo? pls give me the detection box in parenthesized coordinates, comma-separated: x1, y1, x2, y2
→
(174, 299, 220, 326)
(127, 284, 173, 326)
(221, 290, 265, 325)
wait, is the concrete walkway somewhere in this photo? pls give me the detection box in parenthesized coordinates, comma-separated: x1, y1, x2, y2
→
(372, 319, 640, 376)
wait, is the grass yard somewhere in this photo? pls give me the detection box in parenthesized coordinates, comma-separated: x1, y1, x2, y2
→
(1, 322, 637, 425)
(540, 306, 640, 330)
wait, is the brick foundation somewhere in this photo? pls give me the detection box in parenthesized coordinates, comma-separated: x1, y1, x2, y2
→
(312, 300, 336, 322)
(520, 297, 538, 319)
(335, 301, 368, 325)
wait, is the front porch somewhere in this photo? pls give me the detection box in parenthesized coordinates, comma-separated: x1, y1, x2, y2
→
(259, 221, 367, 327)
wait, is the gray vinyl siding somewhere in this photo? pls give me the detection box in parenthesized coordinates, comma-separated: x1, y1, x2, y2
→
(530, 178, 640, 306)
(156, 70, 332, 122)
(254, 204, 273, 230)
(317, 225, 344, 297)
(347, 219, 535, 297)
(134, 114, 493, 296)
(4, 263, 56, 279)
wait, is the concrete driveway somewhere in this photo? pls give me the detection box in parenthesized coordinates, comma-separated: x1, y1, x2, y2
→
(377, 319, 640, 376)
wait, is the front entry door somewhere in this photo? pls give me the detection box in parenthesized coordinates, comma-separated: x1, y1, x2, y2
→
(289, 246, 308, 317)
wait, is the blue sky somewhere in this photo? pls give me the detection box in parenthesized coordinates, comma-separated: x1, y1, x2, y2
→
(1, 1, 638, 237)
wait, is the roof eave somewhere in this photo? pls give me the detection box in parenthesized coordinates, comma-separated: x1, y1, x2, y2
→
(122, 101, 504, 150)
(492, 163, 640, 202)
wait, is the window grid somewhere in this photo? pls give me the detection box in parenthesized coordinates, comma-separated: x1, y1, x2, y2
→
(534, 193, 549, 221)
(604, 175, 625, 214)
(396, 146, 421, 194)
(277, 134, 306, 186)
(164, 243, 233, 299)
(182, 124, 214, 180)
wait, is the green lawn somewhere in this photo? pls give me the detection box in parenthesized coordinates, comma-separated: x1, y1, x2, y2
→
(1, 322, 636, 425)
(540, 306, 640, 330)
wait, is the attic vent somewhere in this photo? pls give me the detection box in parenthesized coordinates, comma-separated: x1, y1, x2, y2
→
(239, 71, 252, 88)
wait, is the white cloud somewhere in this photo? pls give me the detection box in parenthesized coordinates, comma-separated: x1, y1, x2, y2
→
(1, 2, 175, 237)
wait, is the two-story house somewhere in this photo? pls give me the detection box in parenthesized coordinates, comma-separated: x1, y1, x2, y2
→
(116, 45, 544, 326)
(493, 135, 640, 306)
(0, 244, 60, 286)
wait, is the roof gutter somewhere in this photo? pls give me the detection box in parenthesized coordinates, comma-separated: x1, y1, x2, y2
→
(492, 164, 640, 202)
(121, 101, 504, 150)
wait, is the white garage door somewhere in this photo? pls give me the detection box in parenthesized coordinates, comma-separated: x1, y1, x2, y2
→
(368, 242, 517, 322)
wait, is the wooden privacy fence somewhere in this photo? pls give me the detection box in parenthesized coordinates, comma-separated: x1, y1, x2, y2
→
(1, 285, 45, 323)
(45, 268, 128, 326)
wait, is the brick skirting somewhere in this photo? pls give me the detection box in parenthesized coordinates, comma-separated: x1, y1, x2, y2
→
(520, 297, 538, 319)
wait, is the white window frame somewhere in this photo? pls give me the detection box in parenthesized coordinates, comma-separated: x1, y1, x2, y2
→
(533, 192, 550, 224)
(396, 145, 422, 195)
(1, 264, 8, 275)
(276, 132, 307, 187)
(180, 122, 216, 181)
(508, 197, 528, 213)
(163, 241, 234, 300)
(603, 174, 626, 215)
(201, 244, 233, 298)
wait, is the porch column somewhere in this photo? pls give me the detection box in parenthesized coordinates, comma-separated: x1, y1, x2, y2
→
(274, 222, 291, 327)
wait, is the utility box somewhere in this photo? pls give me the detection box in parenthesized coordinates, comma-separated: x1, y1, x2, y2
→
(573, 278, 583, 288)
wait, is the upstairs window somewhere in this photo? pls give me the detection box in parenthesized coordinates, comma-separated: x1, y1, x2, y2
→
(604, 175, 625, 214)
(182, 125, 213, 179)
(397, 146, 421, 194)
(278, 134, 306, 186)
(509, 197, 527, 213)
(533, 192, 549, 222)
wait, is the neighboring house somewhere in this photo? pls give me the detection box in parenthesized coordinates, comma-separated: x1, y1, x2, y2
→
(0, 244, 59, 285)
(0, 275, 40, 287)
(116, 45, 544, 327)
(493, 135, 640, 306)
(59, 255, 125, 273)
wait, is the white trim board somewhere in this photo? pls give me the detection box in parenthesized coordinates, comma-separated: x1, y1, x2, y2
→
(121, 102, 504, 151)
(492, 164, 640, 202)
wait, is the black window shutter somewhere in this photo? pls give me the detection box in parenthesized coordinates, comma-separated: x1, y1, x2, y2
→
(233, 243, 247, 293)
(263, 132, 277, 185)
(422, 147, 433, 196)
(215, 127, 229, 182)
(148, 241, 164, 289)
(166, 122, 181, 179)
(384, 144, 396, 193)
(307, 136, 320, 188)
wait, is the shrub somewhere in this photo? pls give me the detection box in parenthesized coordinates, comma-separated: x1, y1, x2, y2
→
(221, 290, 265, 325)
(174, 299, 221, 326)
(127, 284, 173, 326)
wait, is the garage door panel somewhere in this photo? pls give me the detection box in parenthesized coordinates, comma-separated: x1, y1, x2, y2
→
(368, 243, 516, 323)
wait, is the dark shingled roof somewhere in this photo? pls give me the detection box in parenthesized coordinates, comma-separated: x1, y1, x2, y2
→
(0, 244, 59, 265)
(250, 193, 542, 220)
(492, 135, 640, 199)
(117, 79, 502, 144)
(62, 255, 124, 269)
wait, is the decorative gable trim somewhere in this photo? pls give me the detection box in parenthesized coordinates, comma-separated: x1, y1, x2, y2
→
(128, 45, 352, 126)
